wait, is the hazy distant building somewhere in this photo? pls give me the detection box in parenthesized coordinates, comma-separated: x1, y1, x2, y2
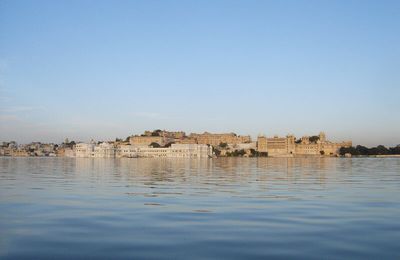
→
(11, 149, 29, 157)
(64, 148, 76, 157)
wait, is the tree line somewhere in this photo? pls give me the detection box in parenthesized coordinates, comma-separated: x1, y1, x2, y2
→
(339, 145, 400, 156)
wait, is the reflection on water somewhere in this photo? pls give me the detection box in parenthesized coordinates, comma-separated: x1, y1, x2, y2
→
(0, 158, 400, 259)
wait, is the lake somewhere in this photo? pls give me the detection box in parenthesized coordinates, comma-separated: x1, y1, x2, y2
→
(0, 157, 399, 259)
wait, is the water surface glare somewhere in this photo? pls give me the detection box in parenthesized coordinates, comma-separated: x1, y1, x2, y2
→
(0, 158, 399, 259)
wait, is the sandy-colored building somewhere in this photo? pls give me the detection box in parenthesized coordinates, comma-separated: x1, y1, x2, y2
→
(257, 132, 351, 157)
(176, 137, 197, 144)
(129, 136, 165, 147)
(11, 149, 29, 157)
(189, 132, 251, 146)
(257, 135, 295, 157)
(144, 130, 186, 139)
(0, 147, 13, 156)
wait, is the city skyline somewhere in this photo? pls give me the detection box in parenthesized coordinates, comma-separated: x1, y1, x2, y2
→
(1, 1, 399, 146)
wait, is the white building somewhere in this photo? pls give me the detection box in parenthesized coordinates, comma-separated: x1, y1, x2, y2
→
(75, 142, 95, 157)
(64, 148, 76, 157)
(168, 144, 212, 158)
(93, 142, 115, 158)
(116, 144, 139, 158)
(76, 142, 212, 158)
(116, 144, 212, 158)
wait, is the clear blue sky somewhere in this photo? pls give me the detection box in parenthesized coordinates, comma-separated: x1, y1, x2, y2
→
(0, 0, 399, 146)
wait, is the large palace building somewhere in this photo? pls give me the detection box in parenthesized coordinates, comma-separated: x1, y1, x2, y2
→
(257, 132, 351, 157)
(188, 132, 251, 146)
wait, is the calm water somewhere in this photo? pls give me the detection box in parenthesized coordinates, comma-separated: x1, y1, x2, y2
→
(0, 158, 399, 259)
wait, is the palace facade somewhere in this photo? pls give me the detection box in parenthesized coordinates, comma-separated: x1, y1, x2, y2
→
(188, 132, 251, 146)
(257, 132, 351, 157)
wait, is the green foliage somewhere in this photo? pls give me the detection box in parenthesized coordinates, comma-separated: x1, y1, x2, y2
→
(309, 136, 320, 143)
(151, 129, 162, 136)
(249, 149, 258, 157)
(226, 149, 246, 157)
(64, 141, 76, 148)
(258, 152, 268, 157)
(339, 145, 400, 156)
(149, 142, 161, 148)
(389, 145, 400, 154)
(219, 142, 228, 148)
(339, 146, 359, 156)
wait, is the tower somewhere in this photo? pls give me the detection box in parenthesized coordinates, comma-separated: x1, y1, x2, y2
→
(319, 132, 326, 143)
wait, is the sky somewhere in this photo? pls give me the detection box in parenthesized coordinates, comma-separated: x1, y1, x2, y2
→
(0, 0, 399, 146)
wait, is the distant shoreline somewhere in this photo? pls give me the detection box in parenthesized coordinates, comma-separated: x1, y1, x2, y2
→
(1, 155, 400, 159)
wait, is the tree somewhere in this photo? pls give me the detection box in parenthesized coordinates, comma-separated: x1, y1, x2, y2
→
(339, 146, 358, 156)
(150, 142, 161, 148)
(249, 149, 258, 157)
(355, 145, 369, 155)
(389, 145, 400, 155)
(340, 145, 394, 156)
(229, 149, 246, 157)
(309, 136, 320, 143)
(151, 129, 162, 136)
(219, 142, 228, 148)
(372, 145, 389, 155)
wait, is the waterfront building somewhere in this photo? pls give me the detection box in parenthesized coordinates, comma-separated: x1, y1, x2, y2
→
(257, 132, 351, 157)
(0, 147, 12, 156)
(64, 148, 76, 157)
(116, 144, 137, 158)
(77, 142, 212, 158)
(257, 135, 295, 157)
(75, 142, 95, 157)
(93, 142, 115, 158)
(135, 144, 212, 158)
(167, 144, 212, 158)
(11, 149, 29, 157)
